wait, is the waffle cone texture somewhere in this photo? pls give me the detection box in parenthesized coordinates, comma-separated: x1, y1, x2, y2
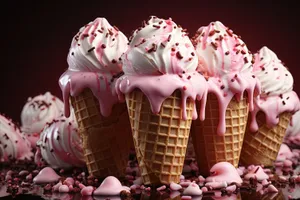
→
(126, 89, 193, 186)
(71, 89, 133, 178)
(191, 93, 248, 177)
(240, 111, 292, 167)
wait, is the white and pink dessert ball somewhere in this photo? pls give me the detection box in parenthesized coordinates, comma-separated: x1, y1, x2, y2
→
(0, 114, 33, 162)
(35, 113, 85, 169)
(21, 92, 64, 148)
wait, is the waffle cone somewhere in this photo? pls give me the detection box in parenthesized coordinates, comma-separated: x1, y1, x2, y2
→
(71, 89, 133, 178)
(191, 93, 248, 177)
(240, 111, 292, 167)
(126, 89, 193, 186)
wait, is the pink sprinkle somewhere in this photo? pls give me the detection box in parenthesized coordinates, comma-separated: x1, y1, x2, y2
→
(181, 196, 192, 200)
(157, 185, 166, 191)
(180, 175, 185, 180)
(201, 187, 208, 192)
(180, 181, 191, 187)
(81, 186, 94, 196)
(214, 191, 222, 197)
(130, 185, 140, 190)
(19, 170, 29, 176)
(68, 185, 74, 192)
(52, 182, 62, 192)
(26, 174, 32, 180)
(170, 182, 182, 191)
(44, 184, 52, 191)
(58, 185, 69, 193)
(140, 185, 145, 190)
(198, 176, 205, 182)
(145, 187, 151, 191)
(267, 184, 278, 193)
(261, 179, 269, 186)
(63, 177, 74, 186)
(226, 185, 236, 192)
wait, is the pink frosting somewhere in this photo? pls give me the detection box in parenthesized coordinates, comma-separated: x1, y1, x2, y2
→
(193, 21, 261, 135)
(59, 18, 128, 118)
(244, 166, 269, 181)
(0, 114, 33, 162)
(116, 16, 208, 121)
(249, 47, 300, 132)
(93, 176, 130, 196)
(33, 167, 61, 184)
(205, 162, 242, 184)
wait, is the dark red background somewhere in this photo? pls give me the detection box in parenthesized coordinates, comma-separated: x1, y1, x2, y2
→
(2, 1, 299, 123)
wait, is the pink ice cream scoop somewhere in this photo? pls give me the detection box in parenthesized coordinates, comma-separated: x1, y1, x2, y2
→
(21, 92, 64, 148)
(193, 21, 261, 135)
(205, 162, 242, 185)
(249, 47, 300, 132)
(59, 17, 128, 118)
(116, 16, 208, 120)
(35, 113, 85, 169)
(0, 114, 33, 162)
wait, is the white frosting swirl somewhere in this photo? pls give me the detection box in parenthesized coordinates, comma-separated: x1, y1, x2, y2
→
(0, 114, 33, 162)
(194, 21, 253, 77)
(36, 114, 85, 169)
(21, 92, 64, 148)
(253, 46, 293, 97)
(67, 17, 128, 74)
(123, 16, 198, 75)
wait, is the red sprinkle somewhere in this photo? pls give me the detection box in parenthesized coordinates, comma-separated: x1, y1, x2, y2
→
(183, 86, 187, 90)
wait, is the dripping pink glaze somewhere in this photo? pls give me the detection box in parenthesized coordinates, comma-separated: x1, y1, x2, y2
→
(33, 167, 61, 184)
(194, 21, 261, 136)
(249, 91, 300, 132)
(59, 71, 119, 117)
(93, 176, 130, 196)
(116, 73, 208, 121)
(207, 73, 260, 135)
(205, 162, 243, 184)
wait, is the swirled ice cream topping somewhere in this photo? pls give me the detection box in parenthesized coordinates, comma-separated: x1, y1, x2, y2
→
(124, 16, 197, 75)
(249, 47, 300, 132)
(116, 16, 208, 120)
(59, 17, 128, 117)
(0, 114, 33, 162)
(35, 114, 85, 169)
(21, 92, 64, 148)
(193, 21, 261, 135)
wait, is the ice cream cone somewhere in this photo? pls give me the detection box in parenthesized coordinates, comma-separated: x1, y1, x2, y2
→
(126, 89, 193, 186)
(191, 93, 248, 177)
(71, 88, 133, 178)
(240, 111, 292, 167)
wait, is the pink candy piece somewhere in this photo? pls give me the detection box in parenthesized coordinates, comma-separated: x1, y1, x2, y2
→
(181, 196, 192, 200)
(244, 166, 269, 181)
(59, 185, 69, 193)
(170, 182, 182, 191)
(198, 176, 205, 183)
(267, 184, 278, 193)
(93, 176, 130, 196)
(226, 185, 236, 193)
(63, 177, 75, 186)
(261, 179, 269, 186)
(52, 182, 63, 192)
(156, 185, 166, 191)
(180, 175, 185, 180)
(206, 162, 243, 184)
(180, 181, 192, 187)
(182, 182, 202, 196)
(284, 160, 293, 167)
(201, 187, 208, 192)
(81, 186, 94, 196)
(205, 181, 227, 189)
(33, 167, 61, 184)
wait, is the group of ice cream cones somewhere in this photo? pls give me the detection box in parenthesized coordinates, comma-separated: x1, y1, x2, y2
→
(58, 16, 300, 187)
